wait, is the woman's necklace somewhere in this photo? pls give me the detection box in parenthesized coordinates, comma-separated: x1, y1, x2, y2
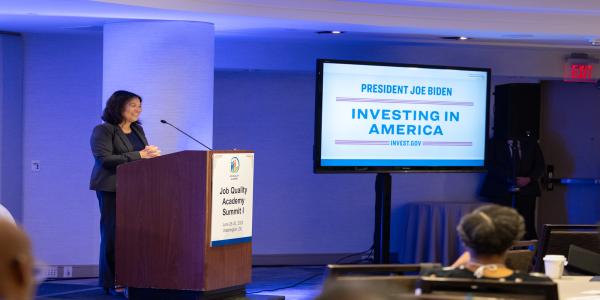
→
(120, 124, 132, 134)
(464, 261, 512, 279)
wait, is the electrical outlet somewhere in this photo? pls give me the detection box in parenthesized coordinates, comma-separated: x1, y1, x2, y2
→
(63, 266, 73, 278)
(31, 160, 41, 172)
(46, 266, 58, 278)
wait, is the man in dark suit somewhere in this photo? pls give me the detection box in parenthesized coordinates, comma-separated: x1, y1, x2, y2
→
(480, 136, 545, 240)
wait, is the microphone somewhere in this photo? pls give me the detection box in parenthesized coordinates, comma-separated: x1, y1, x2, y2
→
(160, 119, 213, 151)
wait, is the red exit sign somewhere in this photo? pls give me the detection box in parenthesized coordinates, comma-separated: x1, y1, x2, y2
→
(564, 63, 594, 82)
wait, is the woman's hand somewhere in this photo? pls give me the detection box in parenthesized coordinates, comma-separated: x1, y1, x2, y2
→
(139, 145, 161, 159)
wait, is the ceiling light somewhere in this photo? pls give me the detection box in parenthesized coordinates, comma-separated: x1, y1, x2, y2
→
(441, 36, 470, 41)
(317, 31, 344, 35)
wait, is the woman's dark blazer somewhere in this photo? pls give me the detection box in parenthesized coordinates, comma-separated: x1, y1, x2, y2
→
(89, 122, 149, 192)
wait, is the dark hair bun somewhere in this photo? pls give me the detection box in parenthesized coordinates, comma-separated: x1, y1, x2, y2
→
(457, 204, 525, 256)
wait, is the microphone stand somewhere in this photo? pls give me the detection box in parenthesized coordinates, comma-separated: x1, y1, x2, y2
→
(160, 120, 213, 151)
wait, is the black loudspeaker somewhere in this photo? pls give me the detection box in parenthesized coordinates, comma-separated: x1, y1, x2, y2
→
(493, 83, 541, 140)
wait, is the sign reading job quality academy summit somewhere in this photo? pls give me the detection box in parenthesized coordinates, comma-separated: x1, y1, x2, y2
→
(210, 152, 254, 247)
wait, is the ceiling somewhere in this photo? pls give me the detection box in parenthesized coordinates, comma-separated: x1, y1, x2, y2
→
(2, 0, 600, 48)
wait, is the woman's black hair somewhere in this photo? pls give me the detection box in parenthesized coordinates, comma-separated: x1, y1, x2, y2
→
(102, 90, 142, 125)
(457, 204, 525, 256)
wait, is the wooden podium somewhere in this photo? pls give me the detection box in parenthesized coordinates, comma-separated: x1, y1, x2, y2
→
(115, 150, 253, 298)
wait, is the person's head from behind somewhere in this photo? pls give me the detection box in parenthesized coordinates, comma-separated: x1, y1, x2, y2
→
(458, 204, 525, 262)
(0, 220, 35, 300)
(0, 203, 16, 225)
(102, 90, 143, 126)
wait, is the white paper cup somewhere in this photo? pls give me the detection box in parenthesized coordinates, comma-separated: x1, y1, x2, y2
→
(543, 255, 568, 279)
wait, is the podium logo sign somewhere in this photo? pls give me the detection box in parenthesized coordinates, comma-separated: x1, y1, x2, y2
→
(230, 157, 240, 173)
(210, 152, 254, 247)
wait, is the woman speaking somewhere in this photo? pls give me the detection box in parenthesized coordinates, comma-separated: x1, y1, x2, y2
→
(89, 90, 161, 294)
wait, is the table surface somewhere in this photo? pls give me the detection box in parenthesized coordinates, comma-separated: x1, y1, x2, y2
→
(555, 276, 600, 300)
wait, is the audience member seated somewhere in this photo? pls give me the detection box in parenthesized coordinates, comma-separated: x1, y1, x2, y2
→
(0, 219, 35, 300)
(422, 204, 550, 282)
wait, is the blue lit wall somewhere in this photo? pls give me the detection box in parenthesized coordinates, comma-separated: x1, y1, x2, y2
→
(0, 31, 597, 265)
(22, 32, 103, 264)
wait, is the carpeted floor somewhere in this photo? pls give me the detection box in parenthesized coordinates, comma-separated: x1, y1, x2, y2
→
(35, 266, 325, 300)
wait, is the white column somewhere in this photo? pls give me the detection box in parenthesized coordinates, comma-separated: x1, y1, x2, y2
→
(103, 21, 214, 154)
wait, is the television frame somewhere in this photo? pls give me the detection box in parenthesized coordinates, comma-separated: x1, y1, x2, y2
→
(314, 59, 491, 173)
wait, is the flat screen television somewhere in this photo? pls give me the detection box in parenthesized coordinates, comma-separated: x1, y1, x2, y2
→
(314, 59, 490, 173)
